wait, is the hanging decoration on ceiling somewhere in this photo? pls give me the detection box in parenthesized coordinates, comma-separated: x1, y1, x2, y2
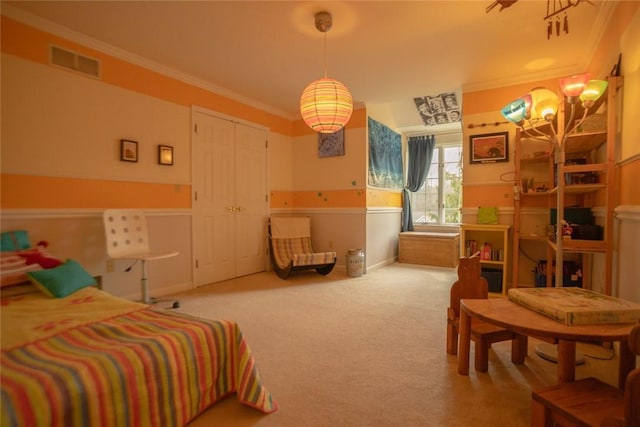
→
(485, 0, 594, 39)
(413, 92, 460, 127)
(299, 11, 353, 134)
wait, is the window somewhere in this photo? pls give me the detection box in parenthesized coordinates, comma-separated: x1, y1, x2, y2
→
(409, 142, 462, 225)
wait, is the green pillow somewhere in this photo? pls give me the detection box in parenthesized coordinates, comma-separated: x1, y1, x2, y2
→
(27, 259, 96, 298)
(1, 230, 31, 252)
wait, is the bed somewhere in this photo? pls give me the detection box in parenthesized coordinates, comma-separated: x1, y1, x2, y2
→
(1, 280, 277, 426)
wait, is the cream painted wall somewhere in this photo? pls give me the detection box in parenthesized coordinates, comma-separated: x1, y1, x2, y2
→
(1, 55, 191, 184)
(291, 127, 366, 191)
(267, 132, 293, 191)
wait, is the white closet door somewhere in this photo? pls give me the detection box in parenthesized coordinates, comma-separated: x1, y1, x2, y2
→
(192, 111, 267, 286)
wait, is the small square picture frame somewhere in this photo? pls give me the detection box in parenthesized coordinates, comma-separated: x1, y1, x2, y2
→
(158, 144, 173, 165)
(318, 128, 345, 158)
(120, 139, 138, 162)
(469, 132, 509, 164)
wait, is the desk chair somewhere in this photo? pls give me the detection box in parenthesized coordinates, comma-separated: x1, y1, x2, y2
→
(103, 209, 179, 307)
(531, 322, 640, 427)
(446, 256, 528, 372)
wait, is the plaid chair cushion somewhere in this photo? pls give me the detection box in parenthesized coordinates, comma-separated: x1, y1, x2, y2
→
(271, 237, 335, 269)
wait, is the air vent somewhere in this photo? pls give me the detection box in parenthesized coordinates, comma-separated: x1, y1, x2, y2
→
(50, 45, 101, 79)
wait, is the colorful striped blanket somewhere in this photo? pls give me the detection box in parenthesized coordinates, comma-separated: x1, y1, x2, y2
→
(1, 285, 277, 426)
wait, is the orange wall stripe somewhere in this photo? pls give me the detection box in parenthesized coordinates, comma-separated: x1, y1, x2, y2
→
(463, 185, 514, 207)
(291, 190, 366, 208)
(366, 189, 402, 208)
(1, 16, 293, 136)
(463, 78, 559, 116)
(1, 174, 190, 209)
(269, 191, 294, 209)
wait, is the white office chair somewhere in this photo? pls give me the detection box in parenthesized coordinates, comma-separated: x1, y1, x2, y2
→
(103, 209, 179, 307)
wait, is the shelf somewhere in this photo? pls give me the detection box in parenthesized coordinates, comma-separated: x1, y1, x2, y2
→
(564, 130, 606, 154)
(479, 260, 505, 266)
(520, 234, 548, 242)
(547, 239, 607, 253)
(521, 191, 550, 197)
(549, 184, 606, 194)
(521, 154, 551, 164)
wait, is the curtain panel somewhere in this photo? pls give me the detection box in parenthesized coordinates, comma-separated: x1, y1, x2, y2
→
(402, 135, 435, 231)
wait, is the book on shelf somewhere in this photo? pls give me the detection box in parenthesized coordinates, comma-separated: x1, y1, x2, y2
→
(507, 287, 640, 326)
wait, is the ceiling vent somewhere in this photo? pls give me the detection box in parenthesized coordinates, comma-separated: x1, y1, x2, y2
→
(50, 45, 101, 79)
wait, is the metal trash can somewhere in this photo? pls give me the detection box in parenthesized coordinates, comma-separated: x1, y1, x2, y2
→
(346, 249, 365, 277)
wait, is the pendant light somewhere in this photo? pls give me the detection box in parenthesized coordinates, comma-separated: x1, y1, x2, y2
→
(299, 11, 353, 134)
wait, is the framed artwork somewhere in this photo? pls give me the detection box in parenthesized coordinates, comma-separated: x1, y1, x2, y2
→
(318, 128, 345, 157)
(120, 139, 138, 162)
(158, 144, 173, 165)
(469, 132, 509, 164)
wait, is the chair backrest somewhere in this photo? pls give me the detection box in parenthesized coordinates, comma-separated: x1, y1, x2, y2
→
(103, 209, 151, 258)
(449, 257, 489, 317)
(270, 216, 311, 239)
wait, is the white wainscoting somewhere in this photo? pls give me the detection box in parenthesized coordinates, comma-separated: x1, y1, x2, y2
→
(615, 205, 640, 303)
(1, 209, 193, 300)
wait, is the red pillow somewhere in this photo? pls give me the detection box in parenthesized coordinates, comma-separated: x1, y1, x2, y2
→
(18, 250, 63, 269)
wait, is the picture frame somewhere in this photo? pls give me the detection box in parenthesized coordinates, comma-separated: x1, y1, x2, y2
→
(120, 139, 138, 162)
(469, 132, 509, 164)
(318, 128, 345, 158)
(158, 144, 173, 165)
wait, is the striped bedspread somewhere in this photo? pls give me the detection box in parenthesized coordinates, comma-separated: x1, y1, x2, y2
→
(1, 286, 277, 426)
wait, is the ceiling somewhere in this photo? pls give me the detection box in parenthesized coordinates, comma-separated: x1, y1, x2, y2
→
(2, 1, 617, 132)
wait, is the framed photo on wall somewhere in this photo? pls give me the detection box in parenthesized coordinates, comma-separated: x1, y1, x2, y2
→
(158, 145, 173, 165)
(470, 132, 509, 164)
(120, 139, 138, 162)
(318, 128, 345, 158)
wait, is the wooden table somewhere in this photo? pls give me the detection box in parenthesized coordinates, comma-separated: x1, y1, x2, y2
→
(457, 298, 636, 388)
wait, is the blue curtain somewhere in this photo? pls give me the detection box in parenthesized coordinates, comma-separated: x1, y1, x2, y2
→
(402, 135, 436, 231)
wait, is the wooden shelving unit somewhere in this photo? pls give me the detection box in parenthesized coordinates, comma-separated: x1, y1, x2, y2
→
(460, 223, 510, 295)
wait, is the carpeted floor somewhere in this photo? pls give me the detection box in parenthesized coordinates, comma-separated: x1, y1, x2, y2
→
(170, 263, 619, 427)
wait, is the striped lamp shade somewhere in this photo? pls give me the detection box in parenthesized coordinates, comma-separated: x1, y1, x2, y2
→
(300, 77, 353, 133)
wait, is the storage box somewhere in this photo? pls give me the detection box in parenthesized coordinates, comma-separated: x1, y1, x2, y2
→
(508, 287, 640, 325)
(398, 232, 459, 268)
(481, 268, 502, 293)
(550, 207, 594, 225)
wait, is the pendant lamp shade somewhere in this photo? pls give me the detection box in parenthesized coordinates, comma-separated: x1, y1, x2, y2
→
(530, 87, 559, 121)
(501, 98, 528, 125)
(579, 79, 608, 108)
(559, 73, 591, 99)
(300, 77, 353, 133)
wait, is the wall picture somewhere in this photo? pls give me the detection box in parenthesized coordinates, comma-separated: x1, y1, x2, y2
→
(318, 128, 345, 157)
(158, 144, 173, 165)
(120, 139, 138, 162)
(470, 132, 509, 164)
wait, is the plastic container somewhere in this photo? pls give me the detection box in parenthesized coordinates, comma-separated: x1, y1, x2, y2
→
(346, 249, 365, 277)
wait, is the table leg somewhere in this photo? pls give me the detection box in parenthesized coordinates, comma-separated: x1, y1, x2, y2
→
(618, 338, 635, 390)
(557, 340, 576, 384)
(458, 307, 471, 376)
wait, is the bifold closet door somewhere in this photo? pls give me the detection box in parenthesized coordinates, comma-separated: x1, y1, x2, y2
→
(192, 111, 267, 286)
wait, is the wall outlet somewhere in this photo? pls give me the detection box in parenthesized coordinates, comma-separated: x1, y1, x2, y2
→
(106, 259, 115, 273)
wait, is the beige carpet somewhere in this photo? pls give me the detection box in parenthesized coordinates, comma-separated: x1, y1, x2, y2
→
(169, 263, 619, 427)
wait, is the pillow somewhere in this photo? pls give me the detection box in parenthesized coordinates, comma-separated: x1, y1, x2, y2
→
(477, 206, 499, 225)
(1, 230, 31, 252)
(27, 259, 96, 298)
(1, 262, 42, 288)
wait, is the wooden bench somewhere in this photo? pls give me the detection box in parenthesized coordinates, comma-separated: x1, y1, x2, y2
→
(398, 231, 459, 268)
(531, 322, 640, 426)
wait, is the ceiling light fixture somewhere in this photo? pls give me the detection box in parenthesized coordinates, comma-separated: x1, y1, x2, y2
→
(299, 11, 353, 134)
